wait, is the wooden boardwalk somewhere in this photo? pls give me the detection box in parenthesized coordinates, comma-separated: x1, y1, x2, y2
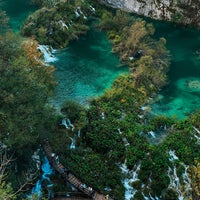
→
(43, 140, 114, 200)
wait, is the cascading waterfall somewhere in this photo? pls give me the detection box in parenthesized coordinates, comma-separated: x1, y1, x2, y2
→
(120, 162, 141, 200)
(193, 126, 200, 144)
(148, 131, 156, 138)
(61, 118, 69, 129)
(28, 157, 53, 199)
(167, 150, 192, 200)
(30, 180, 42, 199)
(117, 128, 122, 134)
(77, 129, 81, 137)
(61, 118, 75, 131)
(37, 45, 57, 64)
(70, 137, 76, 149)
(101, 112, 105, 120)
(41, 157, 53, 182)
(67, 118, 75, 131)
(60, 118, 76, 149)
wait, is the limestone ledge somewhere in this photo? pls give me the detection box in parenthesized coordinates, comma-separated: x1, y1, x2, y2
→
(98, 0, 200, 27)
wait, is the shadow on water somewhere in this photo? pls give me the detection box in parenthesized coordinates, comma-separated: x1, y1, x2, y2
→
(148, 21, 200, 119)
(1, 0, 37, 32)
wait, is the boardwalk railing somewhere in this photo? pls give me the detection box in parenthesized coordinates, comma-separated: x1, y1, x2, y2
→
(42, 140, 114, 200)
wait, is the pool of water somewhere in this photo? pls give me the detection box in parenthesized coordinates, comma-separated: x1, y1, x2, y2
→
(1, 0, 37, 32)
(2, 1, 127, 108)
(3, 1, 200, 118)
(150, 22, 200, 119)
(51, 28, 127, 107)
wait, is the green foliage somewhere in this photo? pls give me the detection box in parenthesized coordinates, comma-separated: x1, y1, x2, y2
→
(0, 10, 9, 34)
(21, 0, 95, 48)
(61, 100, 85, 123)
(60, 147, 124, 199)
(3, 2, 198, 199)
(0, 33, 57, 189)
(98, 10, 170, 93)
(161, 188, 178, 200)
(0, 180, 16, 200)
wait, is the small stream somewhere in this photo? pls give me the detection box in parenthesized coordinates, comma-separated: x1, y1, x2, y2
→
(28, 157, 53, 199)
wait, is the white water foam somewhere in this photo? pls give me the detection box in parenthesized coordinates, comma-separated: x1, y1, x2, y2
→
(28, 157, 53, 199)
(70, 137, 76, 149)
(167, 150, 192, 200)
(38, 45, 57, 64)
(120, 162, 141, 200)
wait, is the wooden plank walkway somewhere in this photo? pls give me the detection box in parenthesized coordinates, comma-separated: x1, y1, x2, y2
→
(42, 140, 114, 200)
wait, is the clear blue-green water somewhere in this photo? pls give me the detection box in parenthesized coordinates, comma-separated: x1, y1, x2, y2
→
(51, 29, 127, 107)
(1, 0, 37, 32)
(150, 22, 200, 119)
(2, 1, 127, 107)
(3, 1, 200, 118)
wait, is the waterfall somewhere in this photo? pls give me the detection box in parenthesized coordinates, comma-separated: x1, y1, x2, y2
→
(61, 118, 69, 129)
(168, 150, 182, 199)
(41, 157, 53, 183)
(168, 150, 179, 162)
(70, 137, 76, 149)
(122, 137, 130, 147)
(75, 8, 80, 18)
(60, 118, 75, 131)
(77, 129, 81, 137)
(167, 150, 192, 200)
(67, 118, 75, 131)
(101, 112, 105, 119)
(193, 126, 200, 144)
(58, 20, 68, 30)
(89, 5, 95, 12)
(181, 164, 192, 197)
(30, 180, 42, 199)
(37, 45, 57, 64)
(117, 128, 122, 134)
(148, 131, 156, 138)
(120, 162, 141, 200)
(28, 157, 53, 199)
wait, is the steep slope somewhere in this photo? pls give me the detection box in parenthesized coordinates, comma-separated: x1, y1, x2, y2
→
(98, 0, 200, 27)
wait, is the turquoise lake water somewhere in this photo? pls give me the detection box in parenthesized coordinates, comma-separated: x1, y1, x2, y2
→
(51, 28, 127, 107)
(3, 1, 200, 118)
(150, 21, 200, 119)
(1, 0, 37, 32)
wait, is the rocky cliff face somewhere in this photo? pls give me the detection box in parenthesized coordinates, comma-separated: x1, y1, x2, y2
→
(98, 0, 200, 27)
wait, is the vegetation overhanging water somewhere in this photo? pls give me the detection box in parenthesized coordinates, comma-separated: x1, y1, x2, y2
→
(3, 0, 200, 119)
(2, 1, 200, 199)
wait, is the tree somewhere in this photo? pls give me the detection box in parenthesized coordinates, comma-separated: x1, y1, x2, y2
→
(190, 161, 200, 199)
(0, 33, 57, 192)
(132, 55, 167, 91)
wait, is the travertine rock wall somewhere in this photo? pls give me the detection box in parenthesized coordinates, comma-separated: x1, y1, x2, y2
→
(98, 0, 200, 27)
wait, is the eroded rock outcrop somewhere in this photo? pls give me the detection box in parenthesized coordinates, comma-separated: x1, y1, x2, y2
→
(98, 0, 200, 27)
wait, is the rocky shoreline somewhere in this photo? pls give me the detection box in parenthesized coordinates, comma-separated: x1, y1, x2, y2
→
(98, 0, 200, 27)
